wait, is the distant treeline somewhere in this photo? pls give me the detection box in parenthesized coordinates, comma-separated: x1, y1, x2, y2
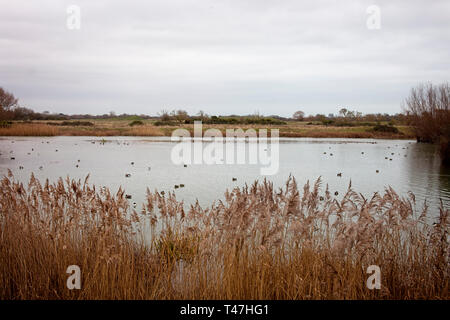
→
(0, 86, 411, 125)
(0, 108, 156, 121)
(155, 115, 287, 126)
(152, 108, 411, 126)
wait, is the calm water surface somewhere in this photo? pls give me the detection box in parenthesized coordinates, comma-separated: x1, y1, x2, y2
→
(1, 136, 448, 218)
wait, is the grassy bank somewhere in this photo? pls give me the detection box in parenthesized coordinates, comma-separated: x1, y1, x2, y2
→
(0, 172, 447, 299)
(0, 120, 415, 139)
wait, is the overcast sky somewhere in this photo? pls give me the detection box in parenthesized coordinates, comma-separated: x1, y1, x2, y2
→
(0, 0, 449, 117)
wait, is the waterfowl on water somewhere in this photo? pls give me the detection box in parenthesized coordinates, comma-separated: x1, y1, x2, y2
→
(125, 173, 131, 177)
(337, 173, 342, 177)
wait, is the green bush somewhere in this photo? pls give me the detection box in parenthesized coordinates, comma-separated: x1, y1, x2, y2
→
(129, 120, 144, 127)
(154, 120, 178, 126)
(186, 116, 286, 125)
(372, 124, 400, 133)
(47, 121, 94, 126)
(321, 120, 334, 126)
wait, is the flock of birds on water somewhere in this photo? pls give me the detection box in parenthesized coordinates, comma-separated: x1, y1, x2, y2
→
(1, 139, 412, 204)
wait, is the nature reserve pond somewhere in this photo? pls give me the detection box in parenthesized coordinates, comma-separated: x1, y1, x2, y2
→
(1, 136, 448, 219)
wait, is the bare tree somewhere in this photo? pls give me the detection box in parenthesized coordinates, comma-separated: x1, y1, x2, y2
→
(403, 82, 449, 143)
(0, 88, 19, 120)
(158, 109, 171, 122)
(173, 109, 189, 124)
(197, 110, 209, 121)
(292, 110, 305, 121)
(404, 82, 450, 165)
(339, 108, 348, 118)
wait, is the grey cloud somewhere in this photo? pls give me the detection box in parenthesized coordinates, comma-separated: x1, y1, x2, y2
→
(0, 0, 448, 116)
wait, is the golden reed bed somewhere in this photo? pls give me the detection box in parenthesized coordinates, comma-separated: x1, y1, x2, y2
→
(0, 171, 448, 299)
(0, 124, 60, 136)
(0, 122, 414, 138)
(0, 123, 165, 137)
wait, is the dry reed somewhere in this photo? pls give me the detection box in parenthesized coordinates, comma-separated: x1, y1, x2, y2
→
(0, 172, 448, 299)
(0, 122, 415, 139)
(125, 126, 164, 136)
(0, 123, 59, 136)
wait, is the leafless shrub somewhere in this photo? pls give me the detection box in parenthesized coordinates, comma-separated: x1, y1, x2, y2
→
(404, 82, 449, 142)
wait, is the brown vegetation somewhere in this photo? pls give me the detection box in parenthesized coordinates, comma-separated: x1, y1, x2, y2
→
(0, 121, 414, 139)
(125, 126, 164, 136)
(0, 123, 59, 136)
(0, 173, 448, 299)
(404, 82, 450, 164)
(0, 88, 19, 121)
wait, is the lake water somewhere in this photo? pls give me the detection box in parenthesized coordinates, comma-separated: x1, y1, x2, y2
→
(1, 136, 449, 218)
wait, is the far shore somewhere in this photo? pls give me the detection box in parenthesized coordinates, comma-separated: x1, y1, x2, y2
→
(0, 119, 415, 139)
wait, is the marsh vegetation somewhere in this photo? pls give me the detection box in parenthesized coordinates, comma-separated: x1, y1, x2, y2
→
(0, 172, 448, 299)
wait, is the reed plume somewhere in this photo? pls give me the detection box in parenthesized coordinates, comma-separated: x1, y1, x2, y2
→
(0, 172, 448, 299)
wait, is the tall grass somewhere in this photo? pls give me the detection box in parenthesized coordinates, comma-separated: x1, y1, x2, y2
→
(0, 121, 415, 139)
(0, 172, 448, 299)
(0, 122, 164, 137)
(125, 126, 164, 136)
(0, 123, 59, 136)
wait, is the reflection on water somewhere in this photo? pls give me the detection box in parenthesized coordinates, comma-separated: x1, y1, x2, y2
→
(0, 136, 448, 218)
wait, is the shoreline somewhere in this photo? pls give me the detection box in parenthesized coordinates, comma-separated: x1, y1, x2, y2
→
(0, 120, 415, 139)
